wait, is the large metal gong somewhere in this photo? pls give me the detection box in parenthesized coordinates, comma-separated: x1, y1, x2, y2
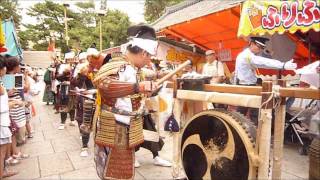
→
(181, 110, 256, 180)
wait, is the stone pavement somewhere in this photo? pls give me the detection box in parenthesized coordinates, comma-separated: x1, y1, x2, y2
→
(8, 86, 309, 180)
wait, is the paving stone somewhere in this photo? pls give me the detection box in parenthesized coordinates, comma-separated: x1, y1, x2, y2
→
(7, 157, 40, 180)
(37, 121, 56, 131)
(51, 137, 81, 153)
(282, 145, 309, 179)
(43, 129, 70, 140)
(65, 125, 80, 136)
(21, 141, 54, 157)
(136, 157, 172, 180)
(39, 152, 74, 177)
(34, 174, 61, 180)
(281, 171, 304, 180)
(136, 148, 152, 157)
(134, 171, 146, 180)
(60, 166, 99, 180)
(25, 131, 45, 144)
(66, 150, 94, 170)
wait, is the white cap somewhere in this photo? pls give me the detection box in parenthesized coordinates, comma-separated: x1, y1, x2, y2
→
(205, 50, 216, 56)
(65, 51, 75, 59)
(86, 48, 100, 57)
(78, 52, 87, 60)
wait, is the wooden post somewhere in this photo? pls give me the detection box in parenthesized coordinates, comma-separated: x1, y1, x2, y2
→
(99, 16, 102, 52)
(258, 81, 273, 179)
(272, 80, 287, 179)
(64, 7, 69, 46)
(172, 99, 185, 179)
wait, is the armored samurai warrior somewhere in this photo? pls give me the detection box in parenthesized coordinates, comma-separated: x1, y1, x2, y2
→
(93, 25, 159, 180)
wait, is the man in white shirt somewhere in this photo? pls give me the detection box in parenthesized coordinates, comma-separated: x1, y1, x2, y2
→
(235, 36, 297, 125)
(202, 50, 225, 83)
(235, 37, 297, 85)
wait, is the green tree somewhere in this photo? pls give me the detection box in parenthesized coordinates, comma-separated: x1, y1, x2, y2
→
(19, 0, 130, 52)
(0, 0, 22, 27)
(144, 0, 183, 23)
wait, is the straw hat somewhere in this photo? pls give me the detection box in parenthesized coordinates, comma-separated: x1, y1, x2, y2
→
(205, 50, 216, 56)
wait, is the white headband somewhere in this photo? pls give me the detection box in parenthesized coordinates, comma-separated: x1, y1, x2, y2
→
(129, 38, 158, 55)
(65, 52, 75, 59)
(78, 52, 87, 60)
(86, 48, 100, 57)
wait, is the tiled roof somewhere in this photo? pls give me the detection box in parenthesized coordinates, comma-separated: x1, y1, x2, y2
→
(152, 0, 245, 31)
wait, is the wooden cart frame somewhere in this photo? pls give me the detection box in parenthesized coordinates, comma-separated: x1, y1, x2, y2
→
(169, 80, 319, 179)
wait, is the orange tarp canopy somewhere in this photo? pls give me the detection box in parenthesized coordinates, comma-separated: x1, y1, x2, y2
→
(159, 6, 245, 63)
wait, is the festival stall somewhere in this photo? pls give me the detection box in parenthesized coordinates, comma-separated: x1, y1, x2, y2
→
(156, 39, 204, 64)
(152, 0, 320, 179)
(152, 0, 319, 76)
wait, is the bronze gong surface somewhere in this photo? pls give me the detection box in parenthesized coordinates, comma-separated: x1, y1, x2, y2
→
(181, 114, 252, 180)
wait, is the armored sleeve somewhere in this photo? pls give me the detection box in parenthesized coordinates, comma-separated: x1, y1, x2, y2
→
(96, 77, 138, 98)
(93, 59, 138, 99)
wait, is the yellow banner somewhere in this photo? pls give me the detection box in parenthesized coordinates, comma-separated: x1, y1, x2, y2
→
(0, 17, 5, 47)
(238, 0, 320, 37)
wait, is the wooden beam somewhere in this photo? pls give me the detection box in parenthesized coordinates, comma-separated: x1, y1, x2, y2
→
(279, 87, 320, 99)
(204, 84, 319, 99)
(204, 84, 262, 95)
(230, 8, 240, 18)
(167, 83, 320, 100)
(176, 90, 261, 108)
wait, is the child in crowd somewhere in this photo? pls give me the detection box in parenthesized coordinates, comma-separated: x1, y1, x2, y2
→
(3, 56, 29, 166)
(0, 56, 18, 178)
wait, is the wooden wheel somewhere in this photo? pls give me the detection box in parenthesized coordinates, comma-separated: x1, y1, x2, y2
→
(181, 110, 256, 180)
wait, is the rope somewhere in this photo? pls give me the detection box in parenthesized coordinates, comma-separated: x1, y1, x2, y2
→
(260, 85, 282, 109)
(272, 85, 281, 108)
(258, 85, 282, 123)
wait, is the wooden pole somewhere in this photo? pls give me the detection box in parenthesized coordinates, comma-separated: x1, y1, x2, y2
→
(166, 82, 319, 99)
(156, 60, 191, 86)
(172, 99, 185, 179)
(64, 7, 69, 46)
(272, 80, 287, 179)
(176, 90, 261, 108)
(202, 84, 320, 100)
(258, 81, 273, 179)
(100, 16, 102, 52)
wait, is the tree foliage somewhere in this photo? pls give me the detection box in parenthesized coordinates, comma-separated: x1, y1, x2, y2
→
(19, 0, 130, 53)
(144, 0, 183, 23)
(0, 0, 22, 27)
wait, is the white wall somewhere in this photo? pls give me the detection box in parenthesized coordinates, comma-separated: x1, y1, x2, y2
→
(23, 51, 52, 69)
